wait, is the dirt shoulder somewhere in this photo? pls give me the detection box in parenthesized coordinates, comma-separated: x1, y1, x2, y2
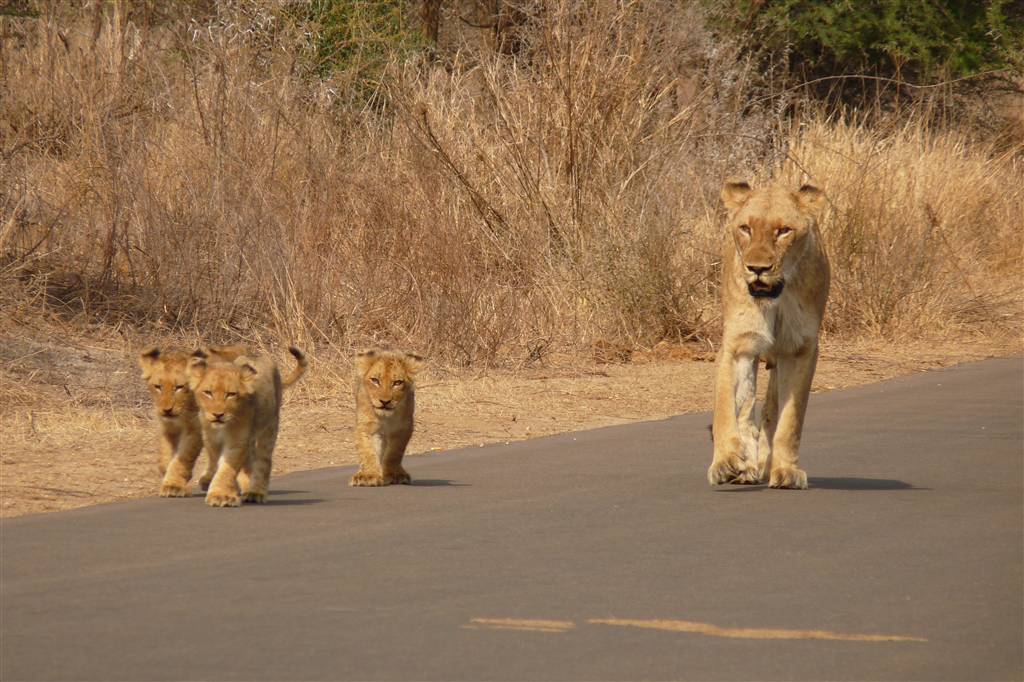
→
(1, 333, 1017, 518)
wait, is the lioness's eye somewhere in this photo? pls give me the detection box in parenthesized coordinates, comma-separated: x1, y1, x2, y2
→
(203, 390, 213, 398)
(174, 385, 185, 392)
(370, 377, 381, 386)
(738, 224, 751, 236)
(226, 392, 237, 399)
(151, 383, 161, 390)
(392, 379, 404, 387)
(776, 227, 793, 238)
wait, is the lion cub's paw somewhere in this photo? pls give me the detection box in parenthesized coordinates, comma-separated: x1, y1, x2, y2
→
(349, 472, 386, 487)
(243, 491, 267, 504)
(205, 490, 242, 507)
(159, 481, 190, 498)
(384, 469, 411, 485)
(769, 466, 808, 490)
(198, 475, 214, 492)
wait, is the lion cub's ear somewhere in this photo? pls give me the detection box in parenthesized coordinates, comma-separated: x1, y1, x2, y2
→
(796, 184, 826, 213)
(239, 362, 259, 393)
(355, 348, 379, 375)
(187, 350, 208, 389)
(139, 347, 161, 377)
(402, 352, 425, 376)
(721, 181, 752, 211)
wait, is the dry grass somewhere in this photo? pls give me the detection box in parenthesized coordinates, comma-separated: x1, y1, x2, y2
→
(2, 2, 1019, 365)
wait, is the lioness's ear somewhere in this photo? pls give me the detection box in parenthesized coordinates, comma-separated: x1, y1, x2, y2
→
(187, 350, 208, 389)
(402, 352, 425, 376)
(138, 347, 161, 376)
(721, 181, 752, 211)
(355, 348, 378, 375)
(796, 184, 826, 213)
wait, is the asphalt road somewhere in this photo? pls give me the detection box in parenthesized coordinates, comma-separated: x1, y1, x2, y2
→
(2, 358, 1022, 682)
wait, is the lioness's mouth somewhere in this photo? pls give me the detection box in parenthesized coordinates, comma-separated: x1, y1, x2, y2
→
(748, 279, 784, 298)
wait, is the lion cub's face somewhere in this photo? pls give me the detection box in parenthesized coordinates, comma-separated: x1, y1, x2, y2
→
(187, 352, 258, 427)
(721, 182, 826, 299)
(356, 350, 423, 416)
(139, 349, 197, 420)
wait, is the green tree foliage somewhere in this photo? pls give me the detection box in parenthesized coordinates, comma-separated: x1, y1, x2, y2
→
(289, 0, 425, 83)
(717, 0, 1023, 85)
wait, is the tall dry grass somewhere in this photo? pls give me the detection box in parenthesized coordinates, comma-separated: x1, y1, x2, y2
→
(1, 1, 1020, 367)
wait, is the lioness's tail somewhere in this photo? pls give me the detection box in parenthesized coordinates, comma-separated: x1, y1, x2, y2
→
(282, 346, 308, 388)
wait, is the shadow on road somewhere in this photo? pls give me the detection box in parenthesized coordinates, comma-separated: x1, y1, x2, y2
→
(411, 479, 468, 487)
(714, 477, 924, 492)
(810, 477, 923, 491)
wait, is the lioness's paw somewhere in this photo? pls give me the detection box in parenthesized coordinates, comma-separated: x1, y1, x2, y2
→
(384, 470, 411, 485)
(731, 466, 763, 485)
(159, 481, 190, 498)
(243, 491, 267, 504)
(349, 472, 385, 487)
(205, 490, 241, 507)
(769, 466, 808, 490)
(707, 456, 743, 485)
(198, 476, 213, 492)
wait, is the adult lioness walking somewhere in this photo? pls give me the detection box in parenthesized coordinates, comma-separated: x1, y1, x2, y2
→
(708, 182, 830, 489)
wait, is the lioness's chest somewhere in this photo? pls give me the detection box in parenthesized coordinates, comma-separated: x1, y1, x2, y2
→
(729, 294, 817, 356)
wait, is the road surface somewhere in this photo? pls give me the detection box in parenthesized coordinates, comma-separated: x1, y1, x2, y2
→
(2, 358, 1022, 681)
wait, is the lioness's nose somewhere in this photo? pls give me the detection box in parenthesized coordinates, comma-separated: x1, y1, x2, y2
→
(379, 399, 392, 407)
(747, 264, 771, 275)
(162, 407, 174, 416)
(212, 412, 225, 420)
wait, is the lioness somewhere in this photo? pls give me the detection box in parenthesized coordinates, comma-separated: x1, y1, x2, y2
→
(187, 347, 307, 507)
(351, 348, 424, 487)
(708, 182, 830, 489)
(138, 344, 248, 497)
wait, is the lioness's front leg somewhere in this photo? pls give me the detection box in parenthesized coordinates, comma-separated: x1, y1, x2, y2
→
(159, 431, 203, 498)
(350, 429, 385, 487)
(768, 346, 818, 489)
(709, 350, 758, 484)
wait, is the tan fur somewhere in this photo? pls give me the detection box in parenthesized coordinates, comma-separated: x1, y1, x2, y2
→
(351, 349, 423, 487)
(708, 182, 830, 489)
(187, 347, 307, 507)
(138, 345, 249, 497)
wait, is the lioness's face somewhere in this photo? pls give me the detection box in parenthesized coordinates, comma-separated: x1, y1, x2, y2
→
(187, 354, 257, 427)
(356, 350, 423, 416)
(139, 349, 196, 420)
(721, 182, 826, 299)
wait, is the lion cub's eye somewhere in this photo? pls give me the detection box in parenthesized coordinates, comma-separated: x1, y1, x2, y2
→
(151, 383, 162, 390)
(370, 377, 381, 386)
(203, 390, 213, 398)
(738, 224, 751, 237)
(174, 385, 186, 392)
(226, 392, 237, 399)
(776, 227, 793, 238)
(392, 379, 404, 387)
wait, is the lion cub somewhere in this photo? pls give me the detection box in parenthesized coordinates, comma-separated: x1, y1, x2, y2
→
(709, 181, 830, 489)
(139, 344, 248, 497)
(351, 348, 424, 487)
(187, 347, 307, 507)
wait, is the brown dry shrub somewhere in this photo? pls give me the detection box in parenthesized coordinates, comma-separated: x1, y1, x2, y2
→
(1, 1, 1020, 368)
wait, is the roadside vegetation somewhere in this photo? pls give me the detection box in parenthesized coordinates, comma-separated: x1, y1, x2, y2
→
(2, 1, 1021, 366)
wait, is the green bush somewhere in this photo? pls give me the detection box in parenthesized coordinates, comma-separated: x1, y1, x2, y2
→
(714, 1, 1023, 87)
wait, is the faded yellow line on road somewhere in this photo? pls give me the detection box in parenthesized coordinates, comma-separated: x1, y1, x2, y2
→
(589, 618, 927, 642)
(464, 618, 576, 633)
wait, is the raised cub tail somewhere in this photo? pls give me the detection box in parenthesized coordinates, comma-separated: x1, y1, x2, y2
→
(282, 346, 308, 388)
